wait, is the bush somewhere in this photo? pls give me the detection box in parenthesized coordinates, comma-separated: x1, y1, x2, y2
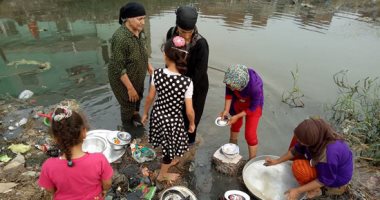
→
(329, 70, 380, 165)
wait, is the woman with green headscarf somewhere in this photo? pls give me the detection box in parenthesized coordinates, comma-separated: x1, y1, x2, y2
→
(219, 64, 264, 159)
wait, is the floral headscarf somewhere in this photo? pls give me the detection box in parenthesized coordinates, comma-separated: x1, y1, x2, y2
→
(223, 64, 249, 91)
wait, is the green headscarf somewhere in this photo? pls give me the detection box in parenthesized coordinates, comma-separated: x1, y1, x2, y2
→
(223, 64, 249, 91)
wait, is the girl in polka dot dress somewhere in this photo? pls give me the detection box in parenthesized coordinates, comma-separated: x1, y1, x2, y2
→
(142, 36, 195, 182)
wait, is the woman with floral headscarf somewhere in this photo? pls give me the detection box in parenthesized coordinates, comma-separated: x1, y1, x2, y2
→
(265, 118, 353, 200)
(219, 64, 264, 159)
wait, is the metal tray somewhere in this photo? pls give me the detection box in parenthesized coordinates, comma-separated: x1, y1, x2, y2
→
(243, 155, 304, 200)
(85, 129, 126, 163)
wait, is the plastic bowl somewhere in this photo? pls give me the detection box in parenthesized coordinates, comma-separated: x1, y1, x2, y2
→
(83, 136, 107, 153)
(43, 117, 51, 127)
(222, 143, 239, 155)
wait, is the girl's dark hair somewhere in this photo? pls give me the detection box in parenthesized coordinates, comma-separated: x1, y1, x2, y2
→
(294, 118, 343, 163)
(50, 108, 86, 167)
(162, 38, 188, 74)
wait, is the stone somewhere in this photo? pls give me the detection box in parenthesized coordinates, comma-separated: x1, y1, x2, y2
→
(212, 147, 245, 176)
(4, 154, 25, 171)
(0, 182, 17, 193)
(21, 171, 38, 177)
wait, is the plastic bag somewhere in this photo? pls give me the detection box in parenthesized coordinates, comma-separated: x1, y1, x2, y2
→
(18, 90, 34, 100)
(130, 141, 156, 163)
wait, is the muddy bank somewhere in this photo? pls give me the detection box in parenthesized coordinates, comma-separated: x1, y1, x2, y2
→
(0, 98, 379, 200)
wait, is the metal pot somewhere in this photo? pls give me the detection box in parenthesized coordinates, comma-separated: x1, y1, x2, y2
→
(160, 186, 197, 200)
(107, 133, 130, 151)
(83, 136, 107, 153)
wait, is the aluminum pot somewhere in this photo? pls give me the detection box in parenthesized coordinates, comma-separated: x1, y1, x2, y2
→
(107, 133, 129, 151)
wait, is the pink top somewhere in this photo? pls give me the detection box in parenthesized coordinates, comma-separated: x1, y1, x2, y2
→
(38, 153, 113, 200)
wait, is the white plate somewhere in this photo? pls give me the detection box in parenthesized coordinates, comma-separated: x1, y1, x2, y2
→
(215, 116, 229, 127)
(224, 190, 250, 200)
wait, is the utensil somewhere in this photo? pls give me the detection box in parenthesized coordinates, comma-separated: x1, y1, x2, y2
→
(86, 129, 126, 163)
(224, 190, 250, 200)
(160, 186, 197, 200)
(117, 131, 131, 142)
(82, 136, 107, 153)
(242, 155, 305, 200)
(215, 116, 229, 127)
(107, 133, 129, 150)
(221, 143, 239, 159)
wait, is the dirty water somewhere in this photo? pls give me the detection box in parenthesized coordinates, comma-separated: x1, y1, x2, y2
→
(1, 0, 380, 199)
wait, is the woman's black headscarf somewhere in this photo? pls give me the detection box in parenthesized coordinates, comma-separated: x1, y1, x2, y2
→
(119, 2, 146, 25)
(176, 6, 198, 30)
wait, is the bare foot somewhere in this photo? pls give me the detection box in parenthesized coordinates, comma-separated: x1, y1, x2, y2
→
(169, 159, 180, 166)
(157, 172, 180, 182)
(307, 188, 322, 199)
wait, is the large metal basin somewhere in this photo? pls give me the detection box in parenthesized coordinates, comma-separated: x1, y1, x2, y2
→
(243, 155, 304, 200)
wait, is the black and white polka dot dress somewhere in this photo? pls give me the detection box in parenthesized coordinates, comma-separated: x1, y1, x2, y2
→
(149, 68, 191, 160)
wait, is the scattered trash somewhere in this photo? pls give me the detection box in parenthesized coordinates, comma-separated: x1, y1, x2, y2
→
(8, 144, 31, 154)
(36, 144, 60, 157)
(18, 90, 34, 100)
(8, 126, 16, 131)
(15, 118, 28, 127)
(46, 148, 60, 157)
(133, 184, 156, 200)
(7, 59, 51, 71)
(125, 165, 156, 200)
(130, 140, 156, 163)
(35, 144, 51, 152)
(0, 155, 12, 163)
(140, 165, 154, 186)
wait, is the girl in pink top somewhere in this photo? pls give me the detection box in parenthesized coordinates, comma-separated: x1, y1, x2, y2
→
(38, 107, 113, 200)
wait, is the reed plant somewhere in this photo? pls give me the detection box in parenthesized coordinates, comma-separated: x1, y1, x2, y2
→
(329, 70, 380, 165)
(282, 67, 305, 108)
